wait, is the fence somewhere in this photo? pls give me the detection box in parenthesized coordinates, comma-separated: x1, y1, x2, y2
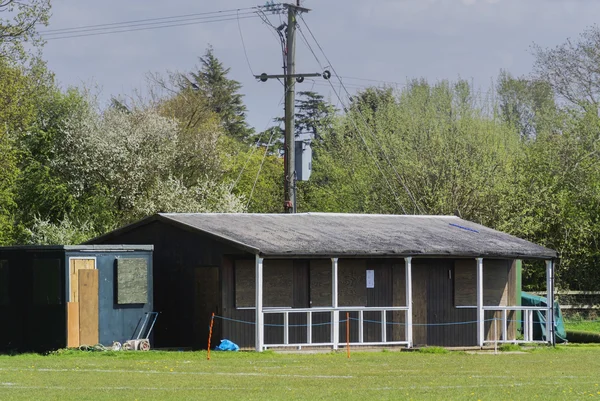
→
(532, 291, 600, 312)
(214, 305, 551, 349)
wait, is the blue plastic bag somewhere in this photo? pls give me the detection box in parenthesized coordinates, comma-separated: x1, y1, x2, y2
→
(215, 339, 239, 351)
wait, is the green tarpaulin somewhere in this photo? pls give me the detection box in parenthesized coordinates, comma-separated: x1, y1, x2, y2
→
(522, 292, 568, 343)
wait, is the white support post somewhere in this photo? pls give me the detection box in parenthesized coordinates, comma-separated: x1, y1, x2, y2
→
(255, 256, 264, 352)
(307, 311, 312, 345)
(359, 310, 364, 344)
(502, 309, 508, 342)
(546, 260, 555, 345)
(382, 310, 387, 343)
(476, 258, 484, 347)
(284, 311, 289, 345)
(332, 257, 339, 350)
(405, 257, 413, 348)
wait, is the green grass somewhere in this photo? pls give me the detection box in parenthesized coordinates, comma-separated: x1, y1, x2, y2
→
(565, 319, 600, 333)
(1, 347, 600, 400)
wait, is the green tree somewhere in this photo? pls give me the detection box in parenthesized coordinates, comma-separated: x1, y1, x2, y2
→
(182, 46, 252, 142)
(496, 70, 558, 139)
(301, 80, 520, 222)
(295, 91, 336, 141)
(0, 59, 36, 244)
(0, 0, 51, 61)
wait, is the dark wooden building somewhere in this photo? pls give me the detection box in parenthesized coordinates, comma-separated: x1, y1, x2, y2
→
(89, 213, 557, 350)
(0, 245, 153, 352)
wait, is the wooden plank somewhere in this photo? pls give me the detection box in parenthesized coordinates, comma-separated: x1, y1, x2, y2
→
(78, 269, 99, 346)
(67, 302, 80, 348)
(70, 258, 95, 302)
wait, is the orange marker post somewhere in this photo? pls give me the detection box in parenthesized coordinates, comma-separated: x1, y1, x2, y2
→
(346, 312, 350, 359)
(207, 312, 215, 360)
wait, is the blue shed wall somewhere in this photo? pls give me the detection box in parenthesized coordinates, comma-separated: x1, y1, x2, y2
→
(65, 251, 153, 345)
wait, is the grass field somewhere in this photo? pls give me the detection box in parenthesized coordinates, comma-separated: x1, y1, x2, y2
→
(1, 347, 600, 400)
(564, 319, 600, 333)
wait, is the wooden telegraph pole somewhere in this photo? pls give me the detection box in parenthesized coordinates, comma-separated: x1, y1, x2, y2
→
(256, 3, 329, 213)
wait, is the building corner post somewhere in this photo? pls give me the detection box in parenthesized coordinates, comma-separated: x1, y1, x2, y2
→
(404, 257, 413, 348)
(546, 259, 555, 346)
(255, 255, 264, 352)
(476, 257, 484, 347)
(332, 257, 339, 350)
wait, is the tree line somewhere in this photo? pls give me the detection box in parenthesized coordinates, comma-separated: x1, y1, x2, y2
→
(0, 2, 599, 290)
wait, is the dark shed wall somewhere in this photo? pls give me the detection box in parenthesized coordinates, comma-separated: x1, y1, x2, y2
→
(91, 220, 245, 348)
(65, 251, 153, 345)
(0, 249, 65, 352)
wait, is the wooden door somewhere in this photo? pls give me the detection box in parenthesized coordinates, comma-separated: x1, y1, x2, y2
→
(67, 259, 98, 347)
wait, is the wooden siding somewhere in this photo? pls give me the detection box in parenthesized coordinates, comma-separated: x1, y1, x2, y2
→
(194, 267, 220, 349)
(221, 256, 255, 348)
(412, 262, 428, 346)
(423, 260, 477, 347)
(0, 251, 66, 352)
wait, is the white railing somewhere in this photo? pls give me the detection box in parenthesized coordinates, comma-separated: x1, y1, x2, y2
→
(261, 306, 410, 349)
(482, 306, 550, 344)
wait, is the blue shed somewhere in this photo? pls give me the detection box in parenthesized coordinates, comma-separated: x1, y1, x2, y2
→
(0, 245, 153, 352)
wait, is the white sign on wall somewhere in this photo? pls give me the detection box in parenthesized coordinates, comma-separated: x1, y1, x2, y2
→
(366, 269, 374, 288)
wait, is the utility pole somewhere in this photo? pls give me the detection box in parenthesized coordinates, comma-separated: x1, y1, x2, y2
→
(284, 4, 298, 213)
(256, 3, 329, 213)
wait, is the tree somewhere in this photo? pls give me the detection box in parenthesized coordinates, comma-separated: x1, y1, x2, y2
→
(0, 0, 51, 61)
(301, 80, 520, 222)
(50, 105, 245, 224)
(496, 110, 600, 290)
(532, 25, 600, 110)
(182, 46, 252, 142)
(0, 58, 36, 244)
(295, 91, 336, 141)
(496, 70, 557, 140)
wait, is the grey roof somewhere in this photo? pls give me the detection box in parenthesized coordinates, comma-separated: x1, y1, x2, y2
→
(104, 213, 554, 260)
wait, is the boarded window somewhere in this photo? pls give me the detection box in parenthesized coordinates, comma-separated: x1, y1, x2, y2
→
(116, 258, 148, 304)
(235, 260, 255, 308)
(309, 260, 331, 307)
(0, 260, 8, 305)
(338, 259, 367, 307)
(235, 259, 294, 308)
(32, 259, 63, 305)
(455, 260, 508, 306)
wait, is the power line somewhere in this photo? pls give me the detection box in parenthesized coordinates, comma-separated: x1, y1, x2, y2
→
(231, 94, 285, 192)
(43, 14, 260, 40)
(246, 129, 277, 210)
(237, 10, 255, 76)
(41, 7, 260, 34)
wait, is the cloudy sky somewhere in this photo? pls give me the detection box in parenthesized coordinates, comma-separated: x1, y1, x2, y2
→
(41, 0, 598, 131)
